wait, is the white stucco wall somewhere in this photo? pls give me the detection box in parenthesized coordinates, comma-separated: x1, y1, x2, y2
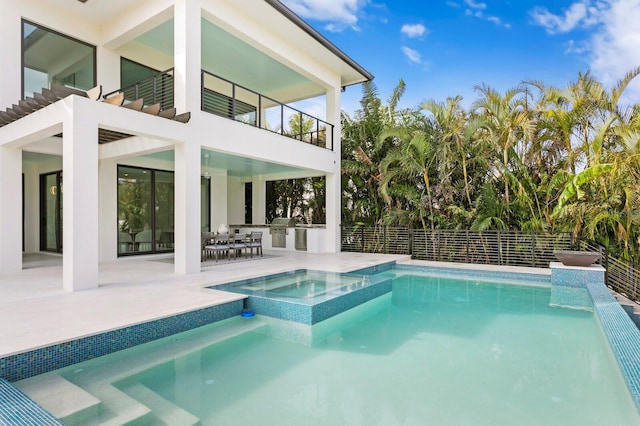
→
(226, 176, 244, 225)
(0, 0, 367, 288)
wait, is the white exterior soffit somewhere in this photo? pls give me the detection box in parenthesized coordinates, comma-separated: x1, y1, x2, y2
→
(263, 0, 373, 87)
(41, 0, 373, 88)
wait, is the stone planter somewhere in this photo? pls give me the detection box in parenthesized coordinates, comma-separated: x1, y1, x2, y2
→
(553, 250, 601, 267)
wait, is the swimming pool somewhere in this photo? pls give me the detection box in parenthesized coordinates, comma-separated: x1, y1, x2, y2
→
(14, 267, 640, 425)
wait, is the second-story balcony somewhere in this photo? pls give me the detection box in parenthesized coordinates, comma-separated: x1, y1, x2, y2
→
(106, 68, 334, 150)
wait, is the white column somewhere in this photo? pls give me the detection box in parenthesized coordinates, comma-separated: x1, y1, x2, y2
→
(326, 86, 341, 151)
(174, 0, 201, 115)
(0, 146, 23, 272)
(96, 47, 121, 97)
(325, 172, 341, 252)
(211, 172, 228, 229)
(0, 5, 21, 106)
(62, 101, 99, 290)
(99, 158, 118, 261)
(174, 141, 200, 274)
(325, 87, 342, 252)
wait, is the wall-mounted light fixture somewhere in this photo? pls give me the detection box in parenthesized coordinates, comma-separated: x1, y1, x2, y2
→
(202, 153, 211, 179)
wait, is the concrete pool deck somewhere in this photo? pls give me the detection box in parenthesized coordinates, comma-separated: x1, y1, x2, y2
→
(0, 251, 411, 358)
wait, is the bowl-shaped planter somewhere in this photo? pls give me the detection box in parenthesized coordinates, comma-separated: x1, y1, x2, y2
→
(553, 250, 601, 267)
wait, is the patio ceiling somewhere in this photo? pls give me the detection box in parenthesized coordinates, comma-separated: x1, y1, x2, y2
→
(131, 18, 321, 100)
(22, 148, 308, 178)
(144, 149, 308, 178)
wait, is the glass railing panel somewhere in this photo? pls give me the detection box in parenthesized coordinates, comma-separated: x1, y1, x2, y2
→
(200, 70, 334, 150)
(233, 86, 258, 126)
(262, 100, 284, 134)
(109, 68, 174, 111)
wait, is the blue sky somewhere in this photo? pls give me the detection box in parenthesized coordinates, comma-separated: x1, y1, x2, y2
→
(281, 0, 640, 115)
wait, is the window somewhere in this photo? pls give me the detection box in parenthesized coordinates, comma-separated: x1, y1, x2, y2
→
(244, 182, 252, 224)
(39, 171, 63, 253)
(117, 166, 175, 255)
(120, 58, 159, 89)
(120, 57, 173, 110)
(22, 20, 96, 99)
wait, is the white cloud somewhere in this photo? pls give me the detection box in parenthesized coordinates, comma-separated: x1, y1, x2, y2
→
(589, 0, 640, 102)
(530, 2, 604, 34)
(401, 46, 422, 63)
(401, 23, 428, 38)
(464, 0, 487, 9)
(463, 3, 510, 27)
(564, 39, 590, 54)
(281, 0, 368, 31)
(446, 1, 461, 8)
(531, 0, 640, 104)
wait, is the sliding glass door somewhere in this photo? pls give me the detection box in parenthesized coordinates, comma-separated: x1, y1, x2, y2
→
(117, 166, 175, 256)
(40, 171, 62, 252)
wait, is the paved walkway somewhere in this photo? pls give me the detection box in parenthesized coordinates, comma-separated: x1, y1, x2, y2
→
(0, 251, 409, 357)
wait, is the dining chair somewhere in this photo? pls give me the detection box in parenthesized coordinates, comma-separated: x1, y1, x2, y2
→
(247, 231, 263, 257)
(229, 233, 247, 260)
(204, 233, 230, 262)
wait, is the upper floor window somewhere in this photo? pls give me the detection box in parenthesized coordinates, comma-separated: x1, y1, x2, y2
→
(22, 20, 96, 99)
(120, 57, 159, 89)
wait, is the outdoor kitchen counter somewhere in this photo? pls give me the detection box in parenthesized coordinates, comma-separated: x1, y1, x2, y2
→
(230, 224, 327, 228)
(230, 224, 328, 252)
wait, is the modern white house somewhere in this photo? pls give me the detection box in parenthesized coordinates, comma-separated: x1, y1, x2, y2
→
(0, 0, 372, 291)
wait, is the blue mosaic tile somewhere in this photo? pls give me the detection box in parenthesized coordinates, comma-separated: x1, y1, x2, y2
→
(242, 275, 393, 325)
(587, 281, 640, 411)
(390, 264, 551, 286)
(0, 300, 242, 382)
(311, 278, 392, 323)
(0, 379, 62, 425)
(549, 286, 593, 310)
(350, 261, 396, 275)
(550, 263, 605, 288)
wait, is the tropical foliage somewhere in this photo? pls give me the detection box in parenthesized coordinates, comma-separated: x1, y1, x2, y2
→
(341, 69, 640, 265)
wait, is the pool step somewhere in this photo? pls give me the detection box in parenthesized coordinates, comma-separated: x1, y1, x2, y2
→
(120, 382, 201, 425)
(14, 318, 267, 424)
(15, 374, 101, 424)
(83, 383, 152, 425)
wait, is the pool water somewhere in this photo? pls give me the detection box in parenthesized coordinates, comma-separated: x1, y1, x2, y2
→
(92, 274, 640, 425)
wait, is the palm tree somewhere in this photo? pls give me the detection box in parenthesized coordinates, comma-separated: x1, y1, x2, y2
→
(472, 84, 534, 207)
(422, 96, 475, 208)
(341, 80, 410, 226)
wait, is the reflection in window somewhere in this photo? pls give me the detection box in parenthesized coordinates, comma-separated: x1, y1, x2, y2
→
(22, 20, 96, 99)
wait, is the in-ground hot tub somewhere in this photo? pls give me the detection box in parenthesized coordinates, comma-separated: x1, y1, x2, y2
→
(211, 269, 393, 324)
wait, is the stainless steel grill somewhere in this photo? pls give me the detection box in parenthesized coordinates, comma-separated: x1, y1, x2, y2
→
(269, 217, 296, 248)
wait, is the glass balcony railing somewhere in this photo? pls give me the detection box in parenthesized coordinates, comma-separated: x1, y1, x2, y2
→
(201, 70, 333, 150)
(106, 68, 334, 150)
(105, 68, 175, 111)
